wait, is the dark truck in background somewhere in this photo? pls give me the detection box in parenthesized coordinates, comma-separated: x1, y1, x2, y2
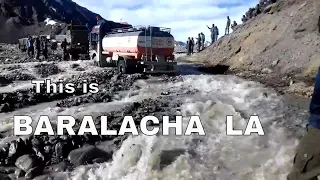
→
(65, 21, 90, 59)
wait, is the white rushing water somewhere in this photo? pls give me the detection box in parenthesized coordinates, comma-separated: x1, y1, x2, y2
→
(67, 68, 298, 180)
(0, 61, 301, 180)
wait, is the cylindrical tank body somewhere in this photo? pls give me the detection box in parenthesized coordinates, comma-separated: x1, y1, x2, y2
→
(101, 28, 175, 56)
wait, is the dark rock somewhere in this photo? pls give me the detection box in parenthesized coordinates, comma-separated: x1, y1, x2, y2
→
(92, 158, 108, 164)
(8, 139, 24, 160)
(33, 174, 54, 180)
(14, 168, 25, 179)
(0, 166, 16, 173)
(43, 161, 71, 173)
(44, 146, 52, 154)
(68, 145, 112, 166)
(159, 149, 187, 170)
(15, 155, 37, 172)
(52, 173, 68, 180)
(75, 67, 85, 71)
(0, 173, 10, 180)
(0, 103, 11, 113)
(54, 142, 70, 160)
(25, 166, 43, 180)
(0, 76, 12, 87)
(70, 64, 79, 68)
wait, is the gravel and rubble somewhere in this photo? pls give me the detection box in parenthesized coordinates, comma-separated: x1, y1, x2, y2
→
(33, 63, 62, 78)
(56, 73, 148, 108)
(0, 69, 148, 113)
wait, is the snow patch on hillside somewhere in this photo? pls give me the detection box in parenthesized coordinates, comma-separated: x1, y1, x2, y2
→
(44, 18, 57, 26)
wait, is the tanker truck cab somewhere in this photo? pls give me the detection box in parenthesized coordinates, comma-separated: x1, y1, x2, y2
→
(89, 22, 177, 75)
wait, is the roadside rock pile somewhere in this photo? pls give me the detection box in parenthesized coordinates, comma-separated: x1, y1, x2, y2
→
(3, 70, 36, 81)
(0, 97, 181, 179)
(33, 63, 62, 78)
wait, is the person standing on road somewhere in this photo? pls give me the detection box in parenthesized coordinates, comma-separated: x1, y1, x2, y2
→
(26, 36, 34, 58)
(196, 33, 201, 52)
(287, 67, 320, 180)
(34, 37, 40, 60)
(200, 32, 205, 50)
(191, 37, 195, 54)
(207, 24, 215, 45)
(214, 25, 219, 41)
(225, 16, 231, 35)
(187, 37, 192, 55)
(41, 37, 48, 59)
(61, 38, 68, 60)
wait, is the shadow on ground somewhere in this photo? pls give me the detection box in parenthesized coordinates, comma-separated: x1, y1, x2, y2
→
(197, 65, 230, 75)
(177, 63, 230, 76)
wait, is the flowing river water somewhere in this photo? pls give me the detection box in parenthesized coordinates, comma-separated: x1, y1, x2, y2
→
(0, 58, 311, 180)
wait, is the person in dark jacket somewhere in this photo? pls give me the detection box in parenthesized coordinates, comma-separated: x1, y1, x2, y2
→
(225, 16, 231, 35)
(287, 67, 320, 179)
(196, 33, 201, 52)
(187, 37, 193, 55)
(191, 37, 195, 54)
(26, 36, 34, 58)
(207, 24, 215, 44)
(34, 37, 40, 60)
(41, 37, 48, 59)
(61, 38, 68, 60)
(200, 32, 205, 50)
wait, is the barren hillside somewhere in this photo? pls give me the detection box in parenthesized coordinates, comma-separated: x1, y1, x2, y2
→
(0, 0, 124, 43)
(185, 0, 320, 88)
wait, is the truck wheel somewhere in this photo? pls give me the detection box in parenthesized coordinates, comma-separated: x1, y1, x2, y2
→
(117, 60, 127, 74)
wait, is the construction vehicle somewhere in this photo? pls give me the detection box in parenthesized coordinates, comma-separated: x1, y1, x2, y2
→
(89, 20, 177, 74)
(18, 38, 28, 52)
(63, 21, 90, 59)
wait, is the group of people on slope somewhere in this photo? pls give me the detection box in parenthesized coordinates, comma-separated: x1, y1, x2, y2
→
(186, 32, 206, 55)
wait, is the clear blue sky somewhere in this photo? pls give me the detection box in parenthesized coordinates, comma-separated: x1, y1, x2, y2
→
(73, 0, 258, 41)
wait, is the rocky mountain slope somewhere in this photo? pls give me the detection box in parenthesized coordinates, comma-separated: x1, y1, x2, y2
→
(183, 0, 320, 96)
(0, 0, 121, 43)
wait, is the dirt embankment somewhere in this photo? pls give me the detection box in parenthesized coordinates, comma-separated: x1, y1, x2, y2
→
(182, 0, 320, 97)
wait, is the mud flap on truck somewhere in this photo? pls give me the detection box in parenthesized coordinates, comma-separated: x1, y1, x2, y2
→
(140, 61, 178, 74)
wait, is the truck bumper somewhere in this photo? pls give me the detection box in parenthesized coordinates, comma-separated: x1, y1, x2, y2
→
(140, 61, 177, 74)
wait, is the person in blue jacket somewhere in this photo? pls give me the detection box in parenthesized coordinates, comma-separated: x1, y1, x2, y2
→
(287, 67, 320, 180)
(26, 36, 34, 58)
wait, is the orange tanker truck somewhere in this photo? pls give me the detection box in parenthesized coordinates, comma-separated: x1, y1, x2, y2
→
(89, 20, 177, 74)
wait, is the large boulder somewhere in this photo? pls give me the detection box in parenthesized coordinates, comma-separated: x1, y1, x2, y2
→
(15, 155, 37, 172)
(68, 145, 112, 166)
